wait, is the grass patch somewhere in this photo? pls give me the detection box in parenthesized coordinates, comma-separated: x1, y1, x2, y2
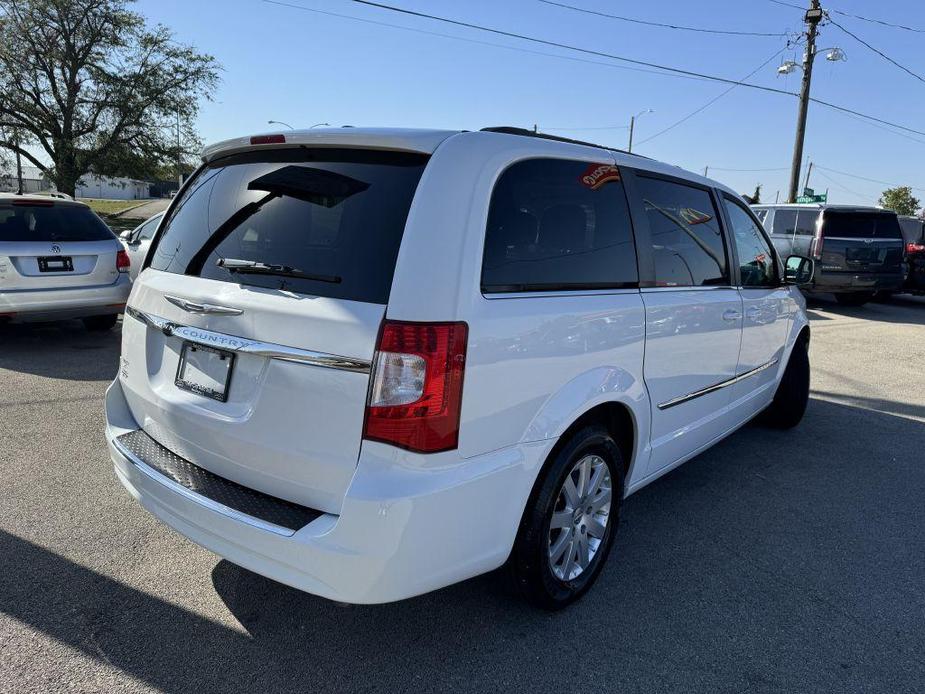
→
(79, 198, 150, 216)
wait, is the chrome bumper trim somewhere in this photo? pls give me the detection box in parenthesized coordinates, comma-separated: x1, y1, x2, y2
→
(112, 434, 296, 537)
(125, 306, 371, 373)
(657, 357, 780, 410)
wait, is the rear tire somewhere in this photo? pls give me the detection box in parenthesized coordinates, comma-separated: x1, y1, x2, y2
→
(510, 425, 624, 610)
(82, 314, 118, 332)
(762, 338, 810, 429)
(835, 292, 873, 306)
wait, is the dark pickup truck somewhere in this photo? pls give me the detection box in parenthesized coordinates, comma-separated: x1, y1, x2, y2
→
(752, 204, 905, 306)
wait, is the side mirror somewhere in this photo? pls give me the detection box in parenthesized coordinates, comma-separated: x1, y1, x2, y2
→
(119, 230, 132, 241)
(785, 255, 814, 286)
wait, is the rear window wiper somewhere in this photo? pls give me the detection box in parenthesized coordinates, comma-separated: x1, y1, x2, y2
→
(217, 257, 341, 284)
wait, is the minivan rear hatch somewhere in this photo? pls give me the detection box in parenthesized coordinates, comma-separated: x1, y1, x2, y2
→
(119, 148, 428, 514)
(819, 209, 904, 273)
(0, 200, 120, 290)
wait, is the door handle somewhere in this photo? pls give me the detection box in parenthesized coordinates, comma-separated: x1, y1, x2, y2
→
(745, 307, 761, 319)
(722, 309, 742, 322)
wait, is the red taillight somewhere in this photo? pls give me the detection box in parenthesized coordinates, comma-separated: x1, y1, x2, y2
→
(250, 134, 286, 145)
(906, 242, 925, 254)
(116, 249, 131, 272)
(363, 321, 468, 453)
(810, 231, 824, 260)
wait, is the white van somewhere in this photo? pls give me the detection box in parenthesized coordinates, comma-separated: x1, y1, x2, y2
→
(105, 127, 813, 608)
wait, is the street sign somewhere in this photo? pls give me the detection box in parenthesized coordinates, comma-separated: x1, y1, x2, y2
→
(796, 192, 827, 203)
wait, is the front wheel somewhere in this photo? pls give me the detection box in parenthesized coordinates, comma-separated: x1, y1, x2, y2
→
(510, 425, 624, 609)
(835, 292, 874, 306)
(762, 338, 810, 429)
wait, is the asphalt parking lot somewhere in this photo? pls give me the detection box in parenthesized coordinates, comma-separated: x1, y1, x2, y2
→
(1, 295, 924, 694)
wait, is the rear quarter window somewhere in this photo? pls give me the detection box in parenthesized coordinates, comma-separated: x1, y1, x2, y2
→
(147, 148, 428, 304)
(0, 203, 114, 242)
(481, 158, 638, 292)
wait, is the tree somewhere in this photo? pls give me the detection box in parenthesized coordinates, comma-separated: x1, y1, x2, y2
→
(741, 184, 762, 205)
(0, 0, 219, 196)
(879, 186, 921, 217)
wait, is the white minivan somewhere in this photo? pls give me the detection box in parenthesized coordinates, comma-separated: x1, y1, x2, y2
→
(105, 127, 813, 608)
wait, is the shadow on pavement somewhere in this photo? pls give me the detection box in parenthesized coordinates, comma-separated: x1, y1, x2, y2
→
(3, 398, 925, 692)
(0, 319, 122, 382)
(805, 293, 925, 326)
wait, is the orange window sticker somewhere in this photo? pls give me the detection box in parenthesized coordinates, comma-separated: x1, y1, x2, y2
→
(679, 207, 713, 225)
(579, 163, 621, 190)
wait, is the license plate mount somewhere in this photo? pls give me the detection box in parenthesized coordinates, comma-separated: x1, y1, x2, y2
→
(175, 342, 235, 402)
(37, 256, 74, 272)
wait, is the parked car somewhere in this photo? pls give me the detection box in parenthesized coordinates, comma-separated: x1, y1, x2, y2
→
(752, 203, 904, 306)
(898, 215, 925, 294)
(105, 127, 813, 608)
(0, 193, 130, 330)
(120, 212, 164, 280)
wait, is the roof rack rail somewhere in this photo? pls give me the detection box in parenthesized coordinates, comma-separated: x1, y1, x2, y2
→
(480, 126, 649, 159)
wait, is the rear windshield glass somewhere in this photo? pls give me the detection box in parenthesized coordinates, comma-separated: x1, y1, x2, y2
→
(147, 148, 429, 304)
(822, 211, 903, 239)
(0, 203, 115, 242)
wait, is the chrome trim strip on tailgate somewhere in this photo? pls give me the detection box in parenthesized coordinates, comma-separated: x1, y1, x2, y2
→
(125, 306, 371, 373)
(657, 358, 780, 410)
(112, 435, 296, 537)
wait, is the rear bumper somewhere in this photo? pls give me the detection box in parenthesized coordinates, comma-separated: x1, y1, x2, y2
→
(0, 275, 131, 322)
(808, 271, 903, 294)
(105, 377, 551, 604)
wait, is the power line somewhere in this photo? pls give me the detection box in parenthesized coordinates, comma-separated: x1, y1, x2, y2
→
(709, 166, 790, 172)
(766, 0, 805, 10)
(828, 17, 925, 84)
(260, 0, 737, 86)
(543, 125, 630, 131)
(268, 0, 925, 141)
(339, 0, 925, 139)
(635, 47, 787, 147)
(538, 0, 788, 37)
(829, 7, 925, 34)
(814, 165, 925, 193)
(814, 169, 865, 198)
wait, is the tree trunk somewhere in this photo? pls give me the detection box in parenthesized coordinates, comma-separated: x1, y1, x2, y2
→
(52, 142, 80, 197)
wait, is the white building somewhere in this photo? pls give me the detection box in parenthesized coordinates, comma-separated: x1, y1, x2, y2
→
(76, 174, 150, 200)
(0, 164, 49, 194)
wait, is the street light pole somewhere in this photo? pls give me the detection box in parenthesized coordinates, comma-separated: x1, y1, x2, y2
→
(787, 0, 823, 203)
(627, 109, 653, 153)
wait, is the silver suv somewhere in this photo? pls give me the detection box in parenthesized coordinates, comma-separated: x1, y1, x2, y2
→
(0, 194, 131, 330)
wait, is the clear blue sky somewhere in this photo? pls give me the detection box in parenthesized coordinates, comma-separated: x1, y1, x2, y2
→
(135, 0, 924, 207)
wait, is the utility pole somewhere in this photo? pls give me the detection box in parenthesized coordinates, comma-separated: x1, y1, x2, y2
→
(627, 115, 636, 153)
(802, 160, 814, 193)
(703, 165, 709, 177)
(787, 0, 823, 203)
(176, 108, 182, 187)
(14, 129, 23, 195)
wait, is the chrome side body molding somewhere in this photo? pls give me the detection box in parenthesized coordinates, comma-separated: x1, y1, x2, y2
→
(126, 306, 372, 374)
(657, 358, 780, 411)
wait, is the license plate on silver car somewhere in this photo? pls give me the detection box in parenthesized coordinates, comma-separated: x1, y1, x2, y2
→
(175, 342, 234, 402)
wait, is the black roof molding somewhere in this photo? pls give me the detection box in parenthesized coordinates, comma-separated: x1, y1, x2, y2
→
(480, 126, 650, 159)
